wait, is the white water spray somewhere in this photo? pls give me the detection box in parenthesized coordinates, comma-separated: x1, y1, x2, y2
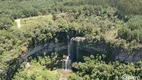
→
(76, 40, 80, 61)
(62, 40, 72, 70)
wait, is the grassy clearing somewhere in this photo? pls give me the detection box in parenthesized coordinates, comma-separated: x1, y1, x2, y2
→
(13, 15, 54, 32)
(104, 28, 118, 40)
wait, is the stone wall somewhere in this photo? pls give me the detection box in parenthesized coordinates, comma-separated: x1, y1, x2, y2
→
(19, 43, 67, 62)
(20, 37, 142, 63)
(72, 37, 142, 62)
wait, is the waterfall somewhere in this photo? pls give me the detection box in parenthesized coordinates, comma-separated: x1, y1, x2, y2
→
(62, 40, 72, 70)
(62, 59, 64, 69)
(62, 56, 71, 70)
(65, 59, 68, 70)
(76, 40, 80, 61)
(68, 43, 70, 56)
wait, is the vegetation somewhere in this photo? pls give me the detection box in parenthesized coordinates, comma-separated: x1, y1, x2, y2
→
(13, 52, 60, 80)
(0, 0, 142, 79)
(69, 54, 142, 80)
(14, 53, 142, 80)
(118, 16, 142, 43)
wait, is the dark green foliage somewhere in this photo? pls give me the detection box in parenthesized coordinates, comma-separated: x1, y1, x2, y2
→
(0, 0, 55, 30)
(0, 15, 13, 30)
(0, 0, 142, 79)
(118, 0, 142, 15)
(13, 52, 61, 80)
(118, 16, 142, 43)
(0, 30, 25, 79)
(69, 55, 142, 80)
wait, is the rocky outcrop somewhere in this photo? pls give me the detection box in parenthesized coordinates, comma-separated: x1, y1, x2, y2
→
(20, 37, 142, 63)
(19, 43, 67, 62)
(115, 49, 142, 63)
(71, 37, 85, 42)
(6, 37, 141, 80)
(71, 37, 142, 62)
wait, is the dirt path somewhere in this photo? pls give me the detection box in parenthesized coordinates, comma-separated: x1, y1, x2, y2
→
(15, 19, 21, 28)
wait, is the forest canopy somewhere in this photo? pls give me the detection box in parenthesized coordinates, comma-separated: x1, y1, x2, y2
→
(0, 0, 142, 79)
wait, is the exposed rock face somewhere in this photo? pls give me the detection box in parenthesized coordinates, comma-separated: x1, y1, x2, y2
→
(21, 37, 142, 63)
(71, 37, 142, 62)
(80, 44, 142, 62)
(115, 49, 142, 63)
(19, 43, 67, 62)
(71, 37, 85, 42)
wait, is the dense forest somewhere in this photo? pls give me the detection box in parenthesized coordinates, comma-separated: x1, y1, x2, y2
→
(0, 0, 142, 80)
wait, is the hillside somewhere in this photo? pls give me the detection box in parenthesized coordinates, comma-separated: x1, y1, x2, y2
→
(0, 0, 142, 80)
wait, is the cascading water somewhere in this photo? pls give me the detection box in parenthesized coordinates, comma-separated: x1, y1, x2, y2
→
(62, 56, 71, 70)
(76, 40, 80, 61)
(62, 37, 85, 70)
(68, 42, 71, 56)
(62, 40, 72, 70)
